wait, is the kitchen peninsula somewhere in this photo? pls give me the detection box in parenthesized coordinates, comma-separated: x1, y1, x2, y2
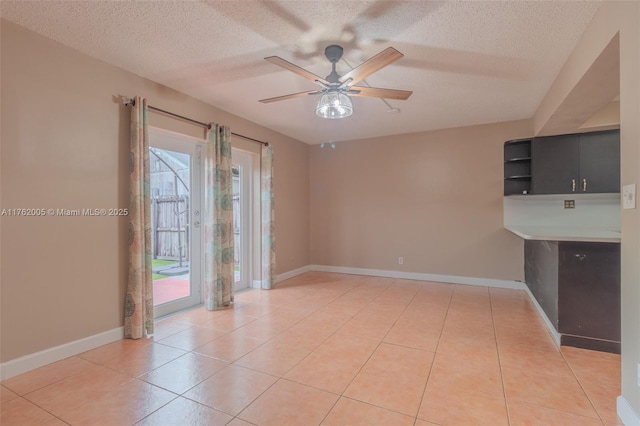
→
(504, 130, 621, 353)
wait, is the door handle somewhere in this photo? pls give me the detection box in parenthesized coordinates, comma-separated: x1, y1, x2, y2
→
(582, 178, 587, 192)
(571, 179, 576, 192)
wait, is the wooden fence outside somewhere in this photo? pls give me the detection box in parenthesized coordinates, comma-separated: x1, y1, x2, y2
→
(151, 194, 240, 266)
(151, 195, 189, 261)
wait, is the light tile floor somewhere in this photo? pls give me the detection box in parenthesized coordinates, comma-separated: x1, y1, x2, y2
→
(1, 272, 622, 425)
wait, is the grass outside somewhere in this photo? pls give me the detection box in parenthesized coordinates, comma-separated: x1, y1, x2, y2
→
(152, 259, 177, 280)
(151, 259, 238, 280)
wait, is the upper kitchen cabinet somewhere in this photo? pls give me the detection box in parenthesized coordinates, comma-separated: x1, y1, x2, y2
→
(530, 134, 580, 195)
(578, 130, 620, 193)
(531, 130, 620, 195)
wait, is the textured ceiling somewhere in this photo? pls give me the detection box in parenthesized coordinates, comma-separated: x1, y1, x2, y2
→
(1, 1, 602, 144)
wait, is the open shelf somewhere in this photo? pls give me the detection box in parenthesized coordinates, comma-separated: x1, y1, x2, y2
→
(504, 138, 532, 195)
(505, 157, 532, 163)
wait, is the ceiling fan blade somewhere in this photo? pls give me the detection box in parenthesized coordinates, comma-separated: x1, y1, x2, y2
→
(259, 90, 320, 103)
(349, 86, 413, 100)
(265, 56, 329, 86)
(339, 47, 404, 85)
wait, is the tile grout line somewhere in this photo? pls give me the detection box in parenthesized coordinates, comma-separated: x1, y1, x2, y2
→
(198, 276, 373, 425)
(232, 277, 375, 425)
(79, 305, 268, 424)
(2, 355, 100, 398)
(315, 277, 432, 425)
(491, 288, 609, 424)
(412, 282, 455, 424)
(7, 353, 145, 425)
(489, 287, 514, 426)
(559, 349, 608, 424)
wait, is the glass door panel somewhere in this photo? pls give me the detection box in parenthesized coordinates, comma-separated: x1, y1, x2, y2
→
(149, 128, 203, 317)
(232, 150, 252, 291)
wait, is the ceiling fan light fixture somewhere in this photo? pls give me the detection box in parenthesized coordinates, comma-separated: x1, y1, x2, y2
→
(316, 90, 353, 119)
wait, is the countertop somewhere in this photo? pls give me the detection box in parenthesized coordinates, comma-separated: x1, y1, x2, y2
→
(505, 225, 621, 243)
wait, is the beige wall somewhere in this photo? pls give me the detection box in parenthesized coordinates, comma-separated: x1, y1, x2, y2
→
(533, 1, 640, 416)
(0, 20, 310, 362)
(310, 120, 532, 281)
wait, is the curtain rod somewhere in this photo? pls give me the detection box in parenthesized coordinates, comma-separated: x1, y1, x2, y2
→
(125, 98, 269, 146)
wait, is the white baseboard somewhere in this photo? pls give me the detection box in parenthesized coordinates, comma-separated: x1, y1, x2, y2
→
(618, 395, 640, 426)
(0, 327, 124, 381)
(310, 264, 526, 290)
(275, 265, 312, 284)
(523, 286, 562, 347)
(0, 266, 311, 379)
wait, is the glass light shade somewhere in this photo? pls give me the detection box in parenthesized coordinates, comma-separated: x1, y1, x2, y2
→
(315, 91, 353, 119)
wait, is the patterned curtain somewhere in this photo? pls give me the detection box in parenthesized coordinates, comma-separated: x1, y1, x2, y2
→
(204, 124, 234, 309)
(124, 96, 154, 339)
(261, 145, 276, 289)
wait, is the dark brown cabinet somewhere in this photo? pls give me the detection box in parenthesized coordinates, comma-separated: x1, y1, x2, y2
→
(524, 241, 559, 328)
(578, 131, 621, 193)
(525, 240, 620, 353)
(531, 130, 620, 195)
(558, 242, 620, 351)
(503, 138, 532, 196)
(530, 134, 580, 194)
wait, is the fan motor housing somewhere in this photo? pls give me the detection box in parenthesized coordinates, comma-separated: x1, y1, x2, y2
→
(324, 45, 344, 63)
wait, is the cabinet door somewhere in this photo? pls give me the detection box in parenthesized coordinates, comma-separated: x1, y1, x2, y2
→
(558, 242, 620, 341)
(579, 130, 620, 193)
(531, 135, 580, 194)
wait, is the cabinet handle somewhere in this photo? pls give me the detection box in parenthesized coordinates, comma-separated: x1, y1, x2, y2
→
(571, 179, 576, 192)
(574, 254, 587, 261)
(582, 178, 587, 192)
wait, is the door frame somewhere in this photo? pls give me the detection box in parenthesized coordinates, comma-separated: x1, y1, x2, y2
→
(232, 148, 254, 291)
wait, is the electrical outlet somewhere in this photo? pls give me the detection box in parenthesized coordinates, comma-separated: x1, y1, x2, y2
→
(564, 200, 575, 209)
(398, 257, 404, 265)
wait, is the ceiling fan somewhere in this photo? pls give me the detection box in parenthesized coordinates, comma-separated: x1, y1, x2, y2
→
(259, 45, 413, 119)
